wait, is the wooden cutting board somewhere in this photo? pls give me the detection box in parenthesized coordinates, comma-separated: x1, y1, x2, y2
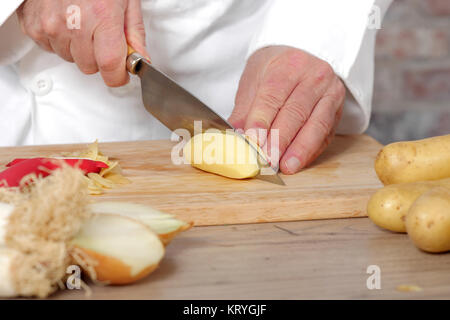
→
(0, 135, 383, 226)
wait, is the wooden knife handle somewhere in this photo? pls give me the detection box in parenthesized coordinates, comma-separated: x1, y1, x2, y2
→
(127, 45, 136, 57)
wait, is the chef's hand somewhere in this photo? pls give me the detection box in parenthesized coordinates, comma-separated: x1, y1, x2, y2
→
(17, 0, 149, 87)
(229, 46, 345, 175)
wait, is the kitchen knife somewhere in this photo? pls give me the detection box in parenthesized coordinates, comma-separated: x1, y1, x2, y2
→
(126, 48, 285, 186)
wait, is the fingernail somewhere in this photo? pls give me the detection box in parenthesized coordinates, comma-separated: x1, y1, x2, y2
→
(285, 157, 302, 174)
(257, 132, 267, 147)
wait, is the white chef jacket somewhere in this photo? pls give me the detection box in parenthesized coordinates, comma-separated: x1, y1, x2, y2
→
(0, 0, 392, 146)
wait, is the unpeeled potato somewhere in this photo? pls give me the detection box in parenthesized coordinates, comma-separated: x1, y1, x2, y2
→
(405, 187, 450, 253)
(375, 134, 450, 185)
(183, 131, 260, 179)
(367, 178, 450, 233)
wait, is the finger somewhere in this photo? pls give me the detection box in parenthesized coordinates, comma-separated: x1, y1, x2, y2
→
(70, 13, 98, 74)
(48, 38, 74, 62)
(279, 79, 345, 174)
(70, 37, 99, 74)
(302, 102, 343, 167)
(125, 0, 150, 60)
(228, 58, 260, 129)
(265, 62, 335, 165)
(303, 111, 341, 168)
(33, 36, 54, 53)
(244, 49, 308, 146)
(93, 9, 129, 87)
(40, 0, 74, 61)
(17, 2, 53, 52)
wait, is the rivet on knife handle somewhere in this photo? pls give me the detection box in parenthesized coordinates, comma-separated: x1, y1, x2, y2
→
(126, 45, 144, 75)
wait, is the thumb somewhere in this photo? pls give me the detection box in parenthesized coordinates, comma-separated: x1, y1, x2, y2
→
(125, 0, 150, 60)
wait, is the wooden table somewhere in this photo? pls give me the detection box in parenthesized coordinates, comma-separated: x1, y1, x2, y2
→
(52, 217, 450, 300)
(1, 136, 448, 299)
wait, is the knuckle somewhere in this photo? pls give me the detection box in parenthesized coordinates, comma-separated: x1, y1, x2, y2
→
(316, 62, 334, 81)
(328, 79, 346, 102)
(130, 22, 146, 36)
(283, 49, 307, 69)
(93, 0, 114, 18)
(230, 108, 246, 121)
(41, 17, 60, 38)
(312, 117, 332, 136)
(93, 0, 123, 23)
(258, 90, 284, 113)
(292, 140, 311, 159)
(21, 19, 32, 34)
(23, 20, 44, 41)
(27, 28, 44, 42)
(98, 54, 123, 73)
(283, 103, 310, 126)
(277, 131, 293, 152)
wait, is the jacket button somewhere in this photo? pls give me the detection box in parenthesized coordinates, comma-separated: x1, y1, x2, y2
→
(31, 74, 53, 96)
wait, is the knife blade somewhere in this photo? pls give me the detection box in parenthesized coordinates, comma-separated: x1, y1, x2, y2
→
(126, 50, 285, 186)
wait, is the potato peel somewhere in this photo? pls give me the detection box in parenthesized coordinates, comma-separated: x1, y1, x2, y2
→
(65, 140, 130, 195)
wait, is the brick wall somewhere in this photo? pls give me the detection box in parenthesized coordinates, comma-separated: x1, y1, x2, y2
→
(366, 0, 450, 144)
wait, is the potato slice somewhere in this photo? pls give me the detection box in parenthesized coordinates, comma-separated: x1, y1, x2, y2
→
(89, 202, 192, 245)
(183, 131, 260, 179)
(69, 214, 165, 285)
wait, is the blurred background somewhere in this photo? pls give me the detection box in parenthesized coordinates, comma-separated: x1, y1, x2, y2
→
(366, 0, 450, 144)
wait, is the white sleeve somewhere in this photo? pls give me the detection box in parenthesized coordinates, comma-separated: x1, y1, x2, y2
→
(0, 0, 24, 26)
(247, 0, 393, 134)
(0, 1, 34, 66)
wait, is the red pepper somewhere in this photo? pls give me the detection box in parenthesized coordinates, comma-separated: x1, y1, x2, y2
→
(0, 158, 108, 188)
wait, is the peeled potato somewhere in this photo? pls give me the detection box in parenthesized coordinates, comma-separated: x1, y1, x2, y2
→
(89, 202, 193, 245)
(367, 178, 450, 233)
(183, 131, 260, 179)
(375, 134, 450, 185)
(69, 214, 165, 285)
(405, 187, 450, 253)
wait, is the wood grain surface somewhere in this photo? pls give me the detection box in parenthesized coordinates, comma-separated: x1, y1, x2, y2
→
(50, 217, 450, 300)
(0, 134, 383, 226)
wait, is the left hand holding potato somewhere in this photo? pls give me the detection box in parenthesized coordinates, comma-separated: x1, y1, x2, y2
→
(229, 46, 346, 175)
